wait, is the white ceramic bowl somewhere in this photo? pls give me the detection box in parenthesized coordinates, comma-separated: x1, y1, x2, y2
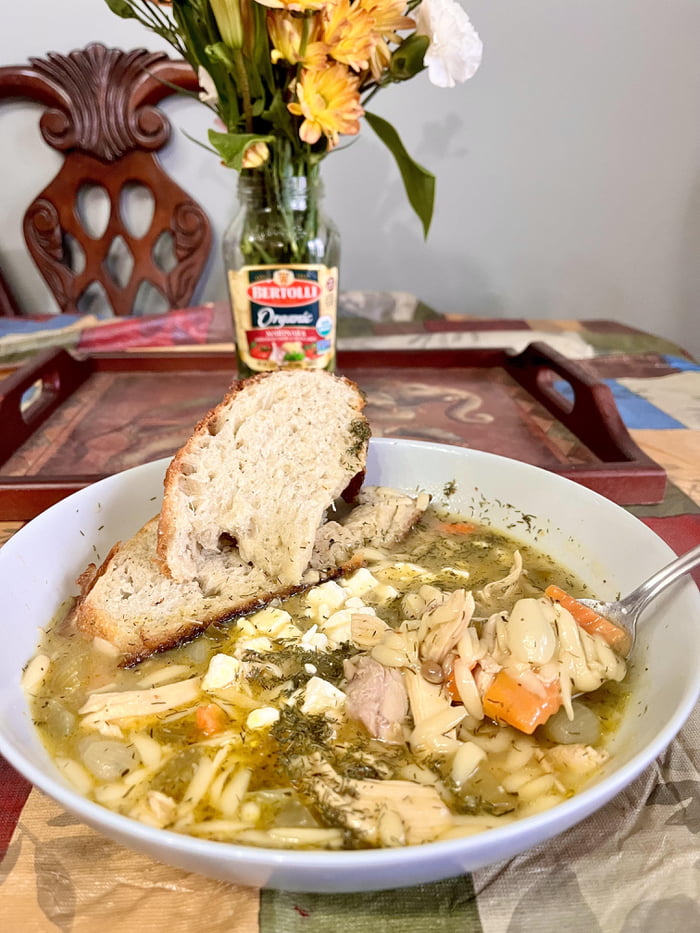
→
(0, 438, 698, 892)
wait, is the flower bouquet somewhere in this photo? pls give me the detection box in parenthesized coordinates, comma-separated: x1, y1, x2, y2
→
(104, 0, 482, 372)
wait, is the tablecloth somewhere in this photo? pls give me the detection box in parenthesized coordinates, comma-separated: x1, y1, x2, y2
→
(0, 296, 699, 932)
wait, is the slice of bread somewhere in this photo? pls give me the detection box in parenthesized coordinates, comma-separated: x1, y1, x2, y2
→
(157, 370, 370, 587)
(72, 486, 427, 665)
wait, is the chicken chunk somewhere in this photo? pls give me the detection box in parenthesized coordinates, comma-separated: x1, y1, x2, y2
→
(288, 755, 452, 846)
(344, 656, 408, 744)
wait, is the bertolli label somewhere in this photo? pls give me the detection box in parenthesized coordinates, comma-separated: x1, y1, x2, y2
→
(230, 264, 337, 372)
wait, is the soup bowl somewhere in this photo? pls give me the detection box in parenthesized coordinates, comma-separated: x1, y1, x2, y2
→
(0, 438, 698, 892)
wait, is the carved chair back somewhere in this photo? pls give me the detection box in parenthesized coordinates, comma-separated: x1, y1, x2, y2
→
(0, 43, 211, 317)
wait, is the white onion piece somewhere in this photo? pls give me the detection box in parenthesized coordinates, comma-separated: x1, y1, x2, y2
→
(79, 738, 138, 781)
(541, 701, 601, 746)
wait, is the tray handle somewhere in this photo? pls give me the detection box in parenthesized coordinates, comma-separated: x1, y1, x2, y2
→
(506, 341, 655, 464)
(0, 349, 90, 467)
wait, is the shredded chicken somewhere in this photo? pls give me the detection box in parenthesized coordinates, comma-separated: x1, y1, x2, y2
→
(546, 743, 609, 775)
(478, 551, 524, 605)
(288, 755, 452, 846)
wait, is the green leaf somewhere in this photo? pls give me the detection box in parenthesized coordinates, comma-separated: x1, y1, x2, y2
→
(198, 41, 241, 128)
(206, 40, 238, 70)
(208, 129, 274, 170)
(244, 55, 266, 104)
(263, 90, 298, 146)
(173, 1, 216, 67)
(249, 1, 275, 91)
(364, 111, 435, 237)
(102, 0, 140, 20)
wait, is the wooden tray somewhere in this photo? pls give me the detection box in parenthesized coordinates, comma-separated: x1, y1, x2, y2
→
(0, 343, 666, 519)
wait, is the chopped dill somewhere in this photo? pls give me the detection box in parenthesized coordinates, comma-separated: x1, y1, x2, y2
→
(243, 642, 359, 691)
(347, 419, 372, 459)
(270, 706, 332, 757)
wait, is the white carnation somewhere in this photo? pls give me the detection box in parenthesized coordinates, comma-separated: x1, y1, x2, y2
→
(415, 0, 483, 89)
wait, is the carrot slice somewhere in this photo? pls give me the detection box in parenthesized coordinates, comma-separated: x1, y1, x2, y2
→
(545, 584, 631, 654)
(196, 703, 228, 736)
(444, 667, 462, 703)
(482, 671, 562, 734)
(438, 521, 477, 535)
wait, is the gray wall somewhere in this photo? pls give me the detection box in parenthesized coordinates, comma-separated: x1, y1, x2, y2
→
(1, 0, 699, 357)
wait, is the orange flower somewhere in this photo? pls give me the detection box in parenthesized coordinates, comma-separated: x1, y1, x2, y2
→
(358, 0, 415, 81)
(321, 0, 375, 72)
(288, 63, 363, 148)
(359, 0, 414, 36)
(267, 11, 328, 69)
(242, 140, 271, 167)
(254, 0, 325, 12)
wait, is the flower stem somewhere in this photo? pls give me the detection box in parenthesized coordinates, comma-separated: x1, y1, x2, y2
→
(130, 0, 188, 57)
(232, 48, 254, 133)
(361, 84, 382, 107)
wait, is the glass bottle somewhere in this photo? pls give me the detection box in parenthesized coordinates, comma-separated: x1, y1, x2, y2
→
(223, 164, 340, 378)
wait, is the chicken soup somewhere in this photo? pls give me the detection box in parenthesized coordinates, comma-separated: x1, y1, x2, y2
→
(24, 507, 629, 850)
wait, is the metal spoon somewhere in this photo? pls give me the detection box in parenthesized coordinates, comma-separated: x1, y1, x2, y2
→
(575, 542, 700, 657)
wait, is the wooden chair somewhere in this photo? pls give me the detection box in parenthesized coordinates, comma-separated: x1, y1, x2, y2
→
(0, 43, 212, 317)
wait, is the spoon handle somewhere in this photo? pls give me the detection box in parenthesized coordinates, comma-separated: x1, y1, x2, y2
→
(624, 542, 700, 614)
